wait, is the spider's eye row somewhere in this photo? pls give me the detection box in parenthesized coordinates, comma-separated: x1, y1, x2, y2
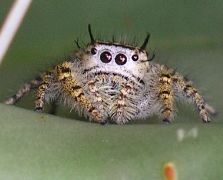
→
(91, 47, 97, 55)
(100, 51, 112, 63)
(97, 50, 140, 65)
(115, 53, 127, 65)
(132, 54, 138, 61)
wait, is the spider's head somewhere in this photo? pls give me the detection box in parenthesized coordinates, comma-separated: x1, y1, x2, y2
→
(77, 25, 154, 79)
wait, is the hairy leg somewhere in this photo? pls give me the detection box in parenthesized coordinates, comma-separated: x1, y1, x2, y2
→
(110, 84, 139, 124)
(4, 77, 41, 105)
(172, 72, 215, 122)
(86, 80, 109, 124)
(55, 61, 106, 123)
(35, 73, 52, 112)
(158, 72, 175, 123)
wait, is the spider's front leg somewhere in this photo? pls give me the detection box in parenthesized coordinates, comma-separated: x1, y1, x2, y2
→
(158, 70, 175, 123)
(172, 72, 216, 122)
(42, 61, 106, 124)
(35, 73, 51, 112)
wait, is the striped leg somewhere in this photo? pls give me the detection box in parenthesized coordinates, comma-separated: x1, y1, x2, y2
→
(34, 71, 53, 112)
(172, 72, 215, 122)
(87, 80, 108, 124)
(35, 82, 49, 112)
(4, 78, 41, 105)
(111, 84, 138, 124)
(55, 62, 105, 123)
(158, 73, 174, 123)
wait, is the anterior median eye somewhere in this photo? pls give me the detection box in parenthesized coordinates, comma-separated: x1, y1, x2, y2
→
(115, 53, 127, 65)
(100, 51, 112, 63)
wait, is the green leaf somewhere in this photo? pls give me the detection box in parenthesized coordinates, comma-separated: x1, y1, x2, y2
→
(0, 104, 222, 180)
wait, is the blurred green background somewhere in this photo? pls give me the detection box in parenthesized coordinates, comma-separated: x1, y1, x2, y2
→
(0, 0, 223, 179)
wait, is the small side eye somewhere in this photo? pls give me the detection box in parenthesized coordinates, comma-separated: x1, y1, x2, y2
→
(91, 48, 97, 55)
(132, 54, 138, 61)
(100, 51, 112, 63)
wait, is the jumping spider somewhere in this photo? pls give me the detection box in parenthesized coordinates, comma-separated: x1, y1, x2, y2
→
(4, 25, 216, 124)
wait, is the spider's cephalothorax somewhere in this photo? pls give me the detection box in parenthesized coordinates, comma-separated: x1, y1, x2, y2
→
(4, 25, 216, 124)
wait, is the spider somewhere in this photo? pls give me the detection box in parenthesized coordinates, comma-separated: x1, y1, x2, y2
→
(4, 25, 216, 124)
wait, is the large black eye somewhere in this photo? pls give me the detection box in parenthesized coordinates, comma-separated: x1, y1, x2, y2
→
(100, 51, 112, 63)
(91, 47, 97, 55)
(115, 53, 127, 65)
(132, 54, 138, 61)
